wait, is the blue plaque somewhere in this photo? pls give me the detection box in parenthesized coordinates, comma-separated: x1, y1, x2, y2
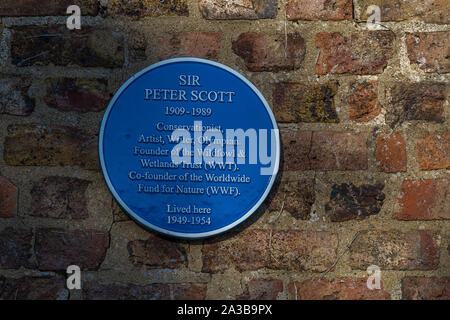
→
(99, 58, 280, 239)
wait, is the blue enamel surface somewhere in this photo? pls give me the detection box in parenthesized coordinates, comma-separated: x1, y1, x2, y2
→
(99, 58, 279, 238)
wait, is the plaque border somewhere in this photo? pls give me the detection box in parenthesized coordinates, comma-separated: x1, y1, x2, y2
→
(99, 57, 280, 239)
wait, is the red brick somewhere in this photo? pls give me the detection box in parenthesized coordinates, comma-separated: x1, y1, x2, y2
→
(325, 183, 385, 222)
(273, 82, 339, 123)
(159, 32, 222, 61)
(30, 176, 91, 219)
(202, 229, 338, 273)
(35, 228, 109, 271)
(127, 235, 188, 269)
(375, 133, 407, 173)
(108, 0, 188, 18)
(394, 179, 449, 220)
(44, 78, 110, 113)
(266, 178, 315, 220)
(286, 0, 352, 21)
(232, 33, 305, 72)
(83, 282, 206, 300)
(349, 230, 440, 270)
(0, 276, 68, 300)
(385, 82, 447, 125)
(0, 228, 34, 269)
(348, 81, 381, 122)
(417, 133, 450, 170)
(289, 278, 390, 300)
(315, 31, 394, 75)
(4, 124, 99, 170)
(280, 129, 312, 171)
(0, 176, 17, 218)
(406, 32, 450, 74)
(239, 279, 283, 300)
(358, 0, 449, 24)
(310, 131, 368, 171)
(0, 0, 99, 16)
(11, 26, 124, 68)
(199, 0, 277, 19)
(0, 77, 35, 116)
(402, 277, 450, 300)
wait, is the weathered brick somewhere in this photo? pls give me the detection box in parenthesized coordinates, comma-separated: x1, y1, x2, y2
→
(280, 129, 312, 171)
(358, 0, 449, 24)
(402, 277, 450, 300)
(232, 33, 305, 72)
(202, 229, 338, 273)
(170, 283, 207, 300)
(0, 77, 35, 116)
(406, 32, 450, 74)
(348, 81, 381, 122)
(239, 279, 283, 300)
(281, 130, 368, 171)
(35, 228, 109, 271)
(325, 183, 385, 222)
(128, 235, 187, 269)
(289, 278, 390, 300)
(315, 31, 394, 75)
(128, 31, 147, 62)
(0, 176, 17, 218)
(159, 32, 222, 61)
(394, 179, 449, 221)
(199, 0, 277, 19)
(375, 133, 407, 173)
(108, 0, 188, 18)
(417, 133, 450, 170)
(266, 179, 315, 220)
(0, 228, 34, 269)
(309, 131, 368, 171)
(0, 276, 68, 300)
(4, 124, 99, 170)
(286, 0, 352, 21)
(83, 282, 206, 300)
(202, 230, 270, 273)
(271, 231, 338, 272)
(44, 78, 110, 113)
(0, 0, 99, 16)
(30, 176, 91, 219)
(385, 83, 447, 126)
(84, 282, 168, 300)
(273, 82, 339, 123)
(11, 26, 124, 68)
(349, 230, 440, 270)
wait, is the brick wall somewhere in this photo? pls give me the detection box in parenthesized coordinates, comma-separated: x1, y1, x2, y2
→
(0, 0, 448, 300)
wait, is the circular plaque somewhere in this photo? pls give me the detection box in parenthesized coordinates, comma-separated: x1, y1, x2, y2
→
(99, 58, 279, 239)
